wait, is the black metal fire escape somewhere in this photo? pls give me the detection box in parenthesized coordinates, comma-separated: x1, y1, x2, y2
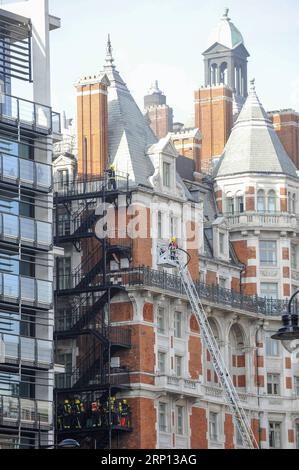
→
(53, 173, 133, 449)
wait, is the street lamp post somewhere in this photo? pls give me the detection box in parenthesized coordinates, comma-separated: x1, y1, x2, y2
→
(271, 290, 299, 349)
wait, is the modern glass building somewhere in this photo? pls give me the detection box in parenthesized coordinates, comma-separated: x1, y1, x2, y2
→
(0, 1, 60, 449)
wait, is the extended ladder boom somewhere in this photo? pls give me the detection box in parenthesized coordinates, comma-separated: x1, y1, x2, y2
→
(158, 247, 259, 449)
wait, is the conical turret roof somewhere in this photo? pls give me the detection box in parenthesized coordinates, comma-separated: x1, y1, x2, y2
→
(214, 80, 298, 179)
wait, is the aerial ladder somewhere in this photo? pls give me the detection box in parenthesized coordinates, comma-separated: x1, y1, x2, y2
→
(158, 245, 259, 449)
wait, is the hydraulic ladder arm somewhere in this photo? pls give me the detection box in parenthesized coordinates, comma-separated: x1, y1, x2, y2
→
(158, 246, 259, 449)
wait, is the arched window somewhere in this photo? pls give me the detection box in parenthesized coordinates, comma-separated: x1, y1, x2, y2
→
(236, 192, 244, 214)
(229, 324, 246, 389)
(268, 190, 276, 213)
(226, 195, 234, 215)
(292, 194, 296, 214)
(220, 62, 228, 85)
(210, 64, 217, 86)
(257, 190, 265, 213)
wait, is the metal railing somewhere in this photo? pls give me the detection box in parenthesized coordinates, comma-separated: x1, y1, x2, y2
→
(54, 171, 130, 198)
(0, 333, 53, 368)
(0, 273, 53, 309)
(0, 395, 53, 429)
(0, 152, 52, 192)
(112, 267, 290, 317)
(0, 213, 52, 249)
(0, 93, 60, 135)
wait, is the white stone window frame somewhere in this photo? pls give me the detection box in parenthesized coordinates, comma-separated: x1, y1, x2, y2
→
(268, 421, 282, 449)
(175, 404, 185, 436)
(156, 305, 167, 336)
(174, 353, 184, 378)
(157, 350, 168, 375)
(174, 310, 183, 340)
(158, 401, 169, 433)
(267, 372, 281, 396)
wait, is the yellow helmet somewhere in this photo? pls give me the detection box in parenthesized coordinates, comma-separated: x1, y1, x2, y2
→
(110, 163, 116, 171)
(123, 399, 127, 404)
(75, 399, 80, 404)
(171, 237, 177, 243)
(64, 400, 69, 404)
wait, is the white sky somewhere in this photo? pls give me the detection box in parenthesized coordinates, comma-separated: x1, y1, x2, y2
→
(49, 0, 299, 124)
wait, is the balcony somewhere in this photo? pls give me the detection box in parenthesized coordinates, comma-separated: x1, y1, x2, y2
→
(0, 334, 53, 369)
(0, 273, 53, 309)
(0, 213, 52, 250)
(226, 212, 298, 232)
(121, 267, 289, 317)
(156, 375, 202, 397)
(0, 93, 60, 137)
(0, 153, 52, 192)
(0, 395, 53, 431)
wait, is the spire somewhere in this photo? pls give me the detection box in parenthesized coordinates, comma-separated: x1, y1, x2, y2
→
(105, 34, 115, 67)
(149, 80, 162, 95)
(223, 7, 230, 19)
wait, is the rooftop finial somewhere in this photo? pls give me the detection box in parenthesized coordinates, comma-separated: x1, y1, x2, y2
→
(250, 78, 256, 92)
(149, 80, 161, 94)
(105, 34, 114, 66)
(223, 7, 230, 18)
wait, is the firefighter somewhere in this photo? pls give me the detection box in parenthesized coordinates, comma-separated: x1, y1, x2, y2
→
(91, 400, 100, 427)
(110, 397, 119, 426)
(74, 399, 82, 429)
(121, 399, 129, 427)
(169, 236, 178, 260)
(107, 163, 116, 190)
(57, 402, 64, 430)
(63, 399, 71, 429)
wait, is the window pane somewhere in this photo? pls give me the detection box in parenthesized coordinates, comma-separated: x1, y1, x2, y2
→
(260, 283, 278, 299)
(259, 241, 277, 266)
(174, 312, 182, 338)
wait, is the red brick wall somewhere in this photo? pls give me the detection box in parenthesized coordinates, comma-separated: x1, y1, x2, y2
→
(245, 186, 255, 211)
(271, 111, 299, 169)
(117, 323, 155, 386)
(111, 302, 133, 322)
(77, 81, 108, 177)
(188, 335, 202, 378)
(195, 86, 233, 173)
(146, 105, 173, 140)
(143, 303, 154, 322)
(224, 414, 234, 449)
(116, 397, 156, 449)
(131, 207, 152, 267)
(206, 270, 217, 285)
(190, 407, 208, 448)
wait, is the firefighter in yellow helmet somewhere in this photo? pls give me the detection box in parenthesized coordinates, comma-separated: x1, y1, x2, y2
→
(169, 236, 178, 261)
(107, 163, 117, 190)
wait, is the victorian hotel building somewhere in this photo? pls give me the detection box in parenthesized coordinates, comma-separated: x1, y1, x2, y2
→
(0, 1, 60, 449)
(51, 10, 299, 451)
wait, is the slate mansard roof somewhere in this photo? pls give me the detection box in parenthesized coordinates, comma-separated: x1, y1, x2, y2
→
(214, 80, 298, 179)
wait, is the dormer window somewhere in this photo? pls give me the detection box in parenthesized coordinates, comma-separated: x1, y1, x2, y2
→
(163, 162, 171, 187)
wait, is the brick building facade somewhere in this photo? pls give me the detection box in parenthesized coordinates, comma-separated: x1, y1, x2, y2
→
(52, 16, 299, 450)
